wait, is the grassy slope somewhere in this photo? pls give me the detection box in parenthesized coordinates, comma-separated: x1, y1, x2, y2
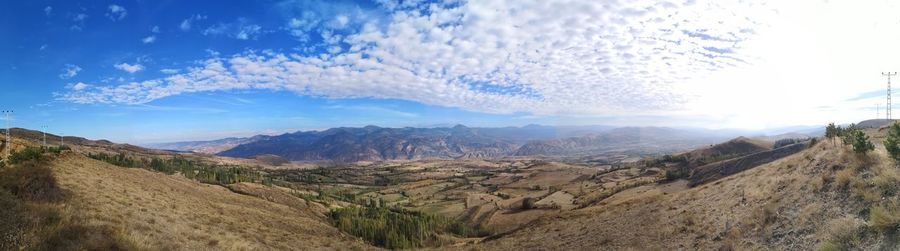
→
(49, 153, 375, 250)
(472, 131, 898, 250)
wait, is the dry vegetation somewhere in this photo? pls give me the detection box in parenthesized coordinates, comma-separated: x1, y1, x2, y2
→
(464, 128, 900, 250)
(4, 125, 899, 250)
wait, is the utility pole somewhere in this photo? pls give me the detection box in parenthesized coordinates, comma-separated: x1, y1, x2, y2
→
(884, 72, 897, 120)
(2, 110, 11, 162)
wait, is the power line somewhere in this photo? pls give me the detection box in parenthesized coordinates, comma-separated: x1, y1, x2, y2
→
(884, 72, 897, 120)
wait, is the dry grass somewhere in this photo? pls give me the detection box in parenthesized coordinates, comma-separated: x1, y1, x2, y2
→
(870, 201, 900, 232)
(49, 153, 374, 250)
(822, 216, 865, 249)
(462, 131, 897, 250)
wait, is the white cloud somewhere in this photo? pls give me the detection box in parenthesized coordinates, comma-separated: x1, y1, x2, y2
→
(142, 36, 156, 44)
(71, 82, 89, 91)
(160, 68, 180, 74)
(70, 13, 88, 31)
(114, 63, 144, 73)
(63, 0, 898, 127)
(59, 64, 81, 79)
(106, 5, 127, 21)
(180, 15, 207, 31)
(43, 6, 52, 16)
(202, 18, 264, 40)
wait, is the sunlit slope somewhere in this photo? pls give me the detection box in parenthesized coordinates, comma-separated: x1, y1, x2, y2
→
(49, 153, 373, 250)
(474, 129, 899, 250)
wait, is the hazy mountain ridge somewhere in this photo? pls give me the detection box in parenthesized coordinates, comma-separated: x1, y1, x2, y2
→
(218, 125, 523, 162)
(148, 124, 823, 162)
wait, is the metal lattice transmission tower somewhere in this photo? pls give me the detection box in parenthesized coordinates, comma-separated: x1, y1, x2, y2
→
(41, 125, 47, 147)
(885, 72, 897, 120)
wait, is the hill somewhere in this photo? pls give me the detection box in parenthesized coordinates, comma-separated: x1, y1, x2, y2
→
(514, 127, 735, 157)
(0, 135, 372, 250)
(144, 137, 258, 154)
(680, 136, 773, 167)
(465, 127, 900, 250)
(218, 125, 521, 162)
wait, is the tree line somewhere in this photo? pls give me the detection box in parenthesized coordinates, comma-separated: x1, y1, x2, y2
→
(86, 152, 265, 185)
(825, 123, 874, 154)
(330, 205, 482, 249)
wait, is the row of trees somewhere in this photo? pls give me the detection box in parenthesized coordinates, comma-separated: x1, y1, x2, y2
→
(87, 152, 264, 185)
(825, 123, 875, 154)
(329, 206, 479, 249)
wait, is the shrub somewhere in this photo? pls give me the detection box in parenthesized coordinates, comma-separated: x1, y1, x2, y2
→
(818, 241, 841, 251)
(8, 147, 44, 165)
(522, 197, 537, 210)
(823, 216, 864, 249)
(870, 202, 900, 232)
(0, 162, 65, 202)
(834, 168, 856, 189)
(662, 167, 690, 182)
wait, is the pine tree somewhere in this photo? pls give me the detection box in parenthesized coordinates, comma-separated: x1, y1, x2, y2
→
(885, 123, 900, 161)
(852, 129, 875, 155)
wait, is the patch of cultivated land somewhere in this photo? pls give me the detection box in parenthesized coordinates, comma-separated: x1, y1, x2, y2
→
(50, 153, 372, 250)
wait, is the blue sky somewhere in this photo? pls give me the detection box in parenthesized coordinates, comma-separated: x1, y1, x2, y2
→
(2, 0, 898, 143)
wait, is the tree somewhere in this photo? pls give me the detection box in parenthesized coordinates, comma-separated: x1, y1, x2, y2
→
(826, 123, 838, 145)
(841, 124, 856, 146)
(851, 129, 874, 155)
(885, 123, 900, 161)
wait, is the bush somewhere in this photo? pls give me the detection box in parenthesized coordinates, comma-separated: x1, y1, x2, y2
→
(662, 167, 690, 182)
(823, 216, 864, 249)
(522, 197, 537, 210)
(0, 162, 65, 202)
(8, 146, 44, 165)
(870, 202, 900, 233)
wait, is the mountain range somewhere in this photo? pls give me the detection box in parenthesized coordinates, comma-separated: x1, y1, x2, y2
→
(145, 124, 823, 162)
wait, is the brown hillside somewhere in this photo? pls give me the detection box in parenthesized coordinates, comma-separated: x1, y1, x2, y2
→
(682, 136, 773, 167)
(49, 153, 373, 250)
(470, 129, 899, 250)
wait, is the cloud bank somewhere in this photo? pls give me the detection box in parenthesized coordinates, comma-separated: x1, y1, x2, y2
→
(61, 0, 773, 116)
